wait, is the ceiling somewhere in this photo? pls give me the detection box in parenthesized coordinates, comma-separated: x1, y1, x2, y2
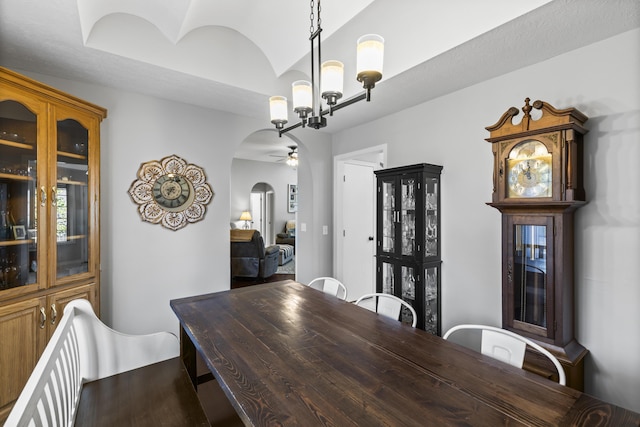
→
(1, 0, 638, 162)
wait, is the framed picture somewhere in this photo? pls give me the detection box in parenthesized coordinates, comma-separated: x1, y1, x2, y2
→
(13, 225, 26, 240)
(288, 184, 298, 213)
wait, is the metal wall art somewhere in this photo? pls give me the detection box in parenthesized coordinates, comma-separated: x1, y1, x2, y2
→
(128, 155, 213, 231)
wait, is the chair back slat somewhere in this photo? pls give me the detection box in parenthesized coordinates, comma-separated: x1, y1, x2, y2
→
(376, 297, 402, 321)
(307, 277, 348, 301)
(355, 293, 417, 328)
(481, 329, 526, 368)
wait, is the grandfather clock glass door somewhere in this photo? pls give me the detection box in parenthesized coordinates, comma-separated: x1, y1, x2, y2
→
(506, 215, 554, 340)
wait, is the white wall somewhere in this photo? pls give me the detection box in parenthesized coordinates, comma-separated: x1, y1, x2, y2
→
(332, 29, 640, 412)
(230, 158, 297, 236)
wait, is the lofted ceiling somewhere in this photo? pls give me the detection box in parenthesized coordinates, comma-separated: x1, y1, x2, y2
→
(0, 0, 638, 162)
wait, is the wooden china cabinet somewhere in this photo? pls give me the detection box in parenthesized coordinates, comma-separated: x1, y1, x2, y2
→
(0, 67, 106, 421)
(375, 164, 442, 335)
(485, 98, 588, 390)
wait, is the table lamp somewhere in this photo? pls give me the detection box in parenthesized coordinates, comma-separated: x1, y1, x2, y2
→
(239, 211, 252, 229)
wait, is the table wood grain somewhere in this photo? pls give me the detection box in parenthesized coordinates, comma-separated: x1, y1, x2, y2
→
(171, 281, 640, 427)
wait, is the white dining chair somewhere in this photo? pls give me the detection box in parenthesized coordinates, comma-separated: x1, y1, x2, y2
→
(355, 293, 417, 328)
(307, 277, 348, 300)
(443, 324, 566, 385)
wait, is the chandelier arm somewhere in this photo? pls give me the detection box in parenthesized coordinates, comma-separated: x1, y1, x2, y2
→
(321, 91, 368, 117)
(278, 121, 304, 137)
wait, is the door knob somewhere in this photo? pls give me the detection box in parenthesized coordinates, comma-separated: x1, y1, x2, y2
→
(368, 236, 374, 241)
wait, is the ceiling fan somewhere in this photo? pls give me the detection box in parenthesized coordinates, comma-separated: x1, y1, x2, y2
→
(269, 145, 298, 166)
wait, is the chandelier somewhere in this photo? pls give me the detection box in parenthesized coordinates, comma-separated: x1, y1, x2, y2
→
(269, 0, 384, 136)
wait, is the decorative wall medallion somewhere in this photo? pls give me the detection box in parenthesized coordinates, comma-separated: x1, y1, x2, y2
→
(128, 155, 214, 231)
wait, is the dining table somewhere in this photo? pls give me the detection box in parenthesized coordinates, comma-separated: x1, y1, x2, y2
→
(170, 280, 640, 426)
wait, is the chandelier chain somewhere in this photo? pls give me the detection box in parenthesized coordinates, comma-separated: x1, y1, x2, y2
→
(309, 0, 314, 34)
(309, 0, 321, 34)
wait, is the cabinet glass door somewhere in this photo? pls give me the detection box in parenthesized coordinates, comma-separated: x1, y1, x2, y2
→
(400, 265, 417, 325)
(0, 100, 39, 291)
(400, 176, 416, 257)
(424, 265, 439, 335)
(379, 260, 395, 295)
(380, 178, 396, 253)
(424, 175, 439, 258)
(55, 118, 90, 279)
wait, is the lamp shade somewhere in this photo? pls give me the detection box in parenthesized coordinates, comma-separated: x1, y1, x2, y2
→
(292, 80, 312, 114)
(356, 34, 384, 89)
(321, 60, 344, 103)
(239, 211, 252, 221)
(269, 96, 288, 125)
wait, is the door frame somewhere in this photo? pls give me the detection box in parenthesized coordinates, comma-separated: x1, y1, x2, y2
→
(333, 145, 387, 285)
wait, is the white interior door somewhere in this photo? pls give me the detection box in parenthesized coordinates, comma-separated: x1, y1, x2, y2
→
(342, 162, 376, 300)
(265, 191, 275, 246)
(250, 192, 262, 233)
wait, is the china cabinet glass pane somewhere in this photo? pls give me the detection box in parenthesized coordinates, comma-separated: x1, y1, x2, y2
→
(400, 265, 415, 325)
(424, 266, 438, 335)
(381, 261, 394, 295)
(401, 265, 415, 301)
(513, 224, 547, 327)
(0, 101, 38, 290)
(401, 177, 416, 256)
(382, 181, 395, 252)
(425, 177, 438, 257)
(56, 119, 89, 278)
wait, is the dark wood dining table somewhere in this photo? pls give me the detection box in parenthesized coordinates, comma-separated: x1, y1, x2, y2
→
(170, 280, 640, 426)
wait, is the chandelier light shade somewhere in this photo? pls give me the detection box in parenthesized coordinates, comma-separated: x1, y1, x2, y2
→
(269, 0, 384, 136)
(269, 96, 288, 127)
(292, 80, 313, 117)
(321, 60, 344, 105)
(356, 34, 384, 89)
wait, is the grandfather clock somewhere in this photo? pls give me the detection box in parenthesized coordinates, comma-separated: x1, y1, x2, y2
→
(485, 98, 588, 390)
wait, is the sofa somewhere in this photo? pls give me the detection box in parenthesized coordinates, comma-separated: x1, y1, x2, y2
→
(276, 220, 296, 249)
(230, 229, 279, 279)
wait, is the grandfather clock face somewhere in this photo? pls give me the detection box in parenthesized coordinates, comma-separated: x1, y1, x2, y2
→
(506, 140, 552, 198)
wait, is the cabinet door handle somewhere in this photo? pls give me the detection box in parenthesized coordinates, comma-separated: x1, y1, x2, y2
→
(51, 186, 57, 206)
(39, 307, 46, 329)
(50, 304, 58, 325)
(40, 186, 47, 207)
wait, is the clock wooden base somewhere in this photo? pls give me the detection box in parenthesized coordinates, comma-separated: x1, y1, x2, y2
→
(524, 339, 588, 391)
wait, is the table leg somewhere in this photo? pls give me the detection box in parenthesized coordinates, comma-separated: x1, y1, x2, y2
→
(180, 325, 197, 389)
